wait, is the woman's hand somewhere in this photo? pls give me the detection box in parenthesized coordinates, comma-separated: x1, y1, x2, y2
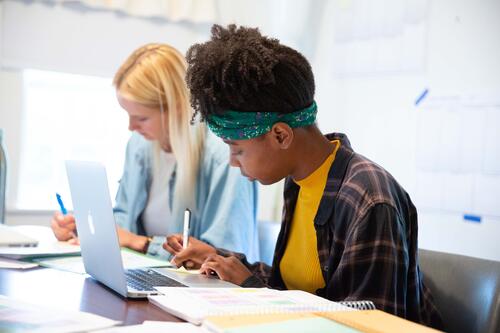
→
(163, 234, 216, 269)
(50, 212, 79, 244)
(200, 254, 252, 285)
(116, 227, 150, 253)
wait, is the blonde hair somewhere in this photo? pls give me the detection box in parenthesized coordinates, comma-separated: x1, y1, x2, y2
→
(113, 43, 206, 214)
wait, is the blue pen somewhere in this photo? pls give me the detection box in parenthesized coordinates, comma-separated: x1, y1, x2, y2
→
(56, 193, 68, 215)
(56, 193, 77, 238)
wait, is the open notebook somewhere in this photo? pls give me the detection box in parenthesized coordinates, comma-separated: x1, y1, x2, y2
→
(149, 287, 373, 325)
(203, 310, 443, 333)
(149, 288, 441, 333)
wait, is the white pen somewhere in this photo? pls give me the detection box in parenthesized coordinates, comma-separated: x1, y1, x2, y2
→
(183, 209, 191, 249)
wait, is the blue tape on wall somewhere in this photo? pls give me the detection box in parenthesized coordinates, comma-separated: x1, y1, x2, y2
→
(463, 214, 482, 223)
(415, 88, 429, 106)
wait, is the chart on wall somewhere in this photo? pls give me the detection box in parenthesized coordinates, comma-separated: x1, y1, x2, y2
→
(414, 94, 500, 222)
(330, 0, 429, 76)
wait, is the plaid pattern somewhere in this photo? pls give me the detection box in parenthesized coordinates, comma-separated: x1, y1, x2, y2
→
(217, 133, 443, 329)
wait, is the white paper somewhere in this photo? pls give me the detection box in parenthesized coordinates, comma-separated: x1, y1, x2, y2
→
(442, 174, 474, 213)
(0, 295, 119, 333)
(33, 255, 86, 274)
(415, 96, 500, 220)
(170, 266, 201, 275)
(95, 322, 207, 333)
(416, 108, 443, 172)
(34, 249, 172, 274)
(150, 288, 352, 325)
(473, 175, 500, 217)
(120, 250, 173, 269)
(437, 108, 461, 172)
(482, 108, 500, 175)
(0, 257, 38, 269)
(331, 0, 428, 76)
(459, 106, 485, 173)
(415, 172, 443, 210)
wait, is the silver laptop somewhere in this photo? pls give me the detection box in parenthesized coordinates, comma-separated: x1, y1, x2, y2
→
(0, 225, 38, 247)
(65, 160, 236, 298)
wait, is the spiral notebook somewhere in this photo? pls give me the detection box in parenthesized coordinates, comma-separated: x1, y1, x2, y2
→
(149, 287, 374, 326)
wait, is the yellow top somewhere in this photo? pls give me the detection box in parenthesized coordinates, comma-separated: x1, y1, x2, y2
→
(280, 140, 340, 293)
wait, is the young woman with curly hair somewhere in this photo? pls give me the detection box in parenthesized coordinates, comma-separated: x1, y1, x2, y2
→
(164, 25, 443, 329)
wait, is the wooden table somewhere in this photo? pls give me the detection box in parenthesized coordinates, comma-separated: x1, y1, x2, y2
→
(0, 266, 181, 325)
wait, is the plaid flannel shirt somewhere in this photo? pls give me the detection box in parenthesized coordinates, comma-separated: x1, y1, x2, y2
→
(217, 132, 442, 329)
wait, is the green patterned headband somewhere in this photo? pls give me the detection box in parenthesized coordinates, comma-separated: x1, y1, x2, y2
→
(207, 101, 317, 140)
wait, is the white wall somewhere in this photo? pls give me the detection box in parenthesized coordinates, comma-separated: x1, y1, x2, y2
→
(0, 0, 285, 225)
(6, 210, 52, 226)
(0, 68, 23, 211)
(0, 1, 211, 77)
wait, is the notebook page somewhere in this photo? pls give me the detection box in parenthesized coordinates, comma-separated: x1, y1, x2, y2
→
(150, 288, 353, 325)
(204, 312, 362, 333)
(210, 315, 361, 333)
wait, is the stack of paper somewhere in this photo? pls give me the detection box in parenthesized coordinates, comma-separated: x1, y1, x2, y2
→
(94, 321, 207, 333)
(0, 295, 119, 333)
(0, 257, 38, 269)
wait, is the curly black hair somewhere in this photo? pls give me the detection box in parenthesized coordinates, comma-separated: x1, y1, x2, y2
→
(186, 24, 315, 121)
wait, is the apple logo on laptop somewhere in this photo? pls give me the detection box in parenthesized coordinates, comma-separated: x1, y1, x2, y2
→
(87, 210, 96, 235)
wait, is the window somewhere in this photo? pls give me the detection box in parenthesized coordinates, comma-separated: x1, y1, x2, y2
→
(17, 70, 130, 210)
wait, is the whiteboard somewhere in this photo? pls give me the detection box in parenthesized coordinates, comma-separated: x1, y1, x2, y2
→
(313, 0, 500, 261)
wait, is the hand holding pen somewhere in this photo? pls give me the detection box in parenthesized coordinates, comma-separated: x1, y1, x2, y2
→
(51, 193, 79, 244)
(182, 209, 191, 250)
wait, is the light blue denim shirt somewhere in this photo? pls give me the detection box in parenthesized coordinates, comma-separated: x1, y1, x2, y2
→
(113, 131, 259, 262)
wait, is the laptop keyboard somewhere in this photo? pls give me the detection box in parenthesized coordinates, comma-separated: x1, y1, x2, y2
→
(125, 268, 186, 291)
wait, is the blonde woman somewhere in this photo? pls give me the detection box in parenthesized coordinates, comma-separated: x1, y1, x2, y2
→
(51, 43, 259, 261)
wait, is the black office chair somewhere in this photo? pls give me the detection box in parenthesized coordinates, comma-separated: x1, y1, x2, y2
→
(419, 249, 500, 333)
